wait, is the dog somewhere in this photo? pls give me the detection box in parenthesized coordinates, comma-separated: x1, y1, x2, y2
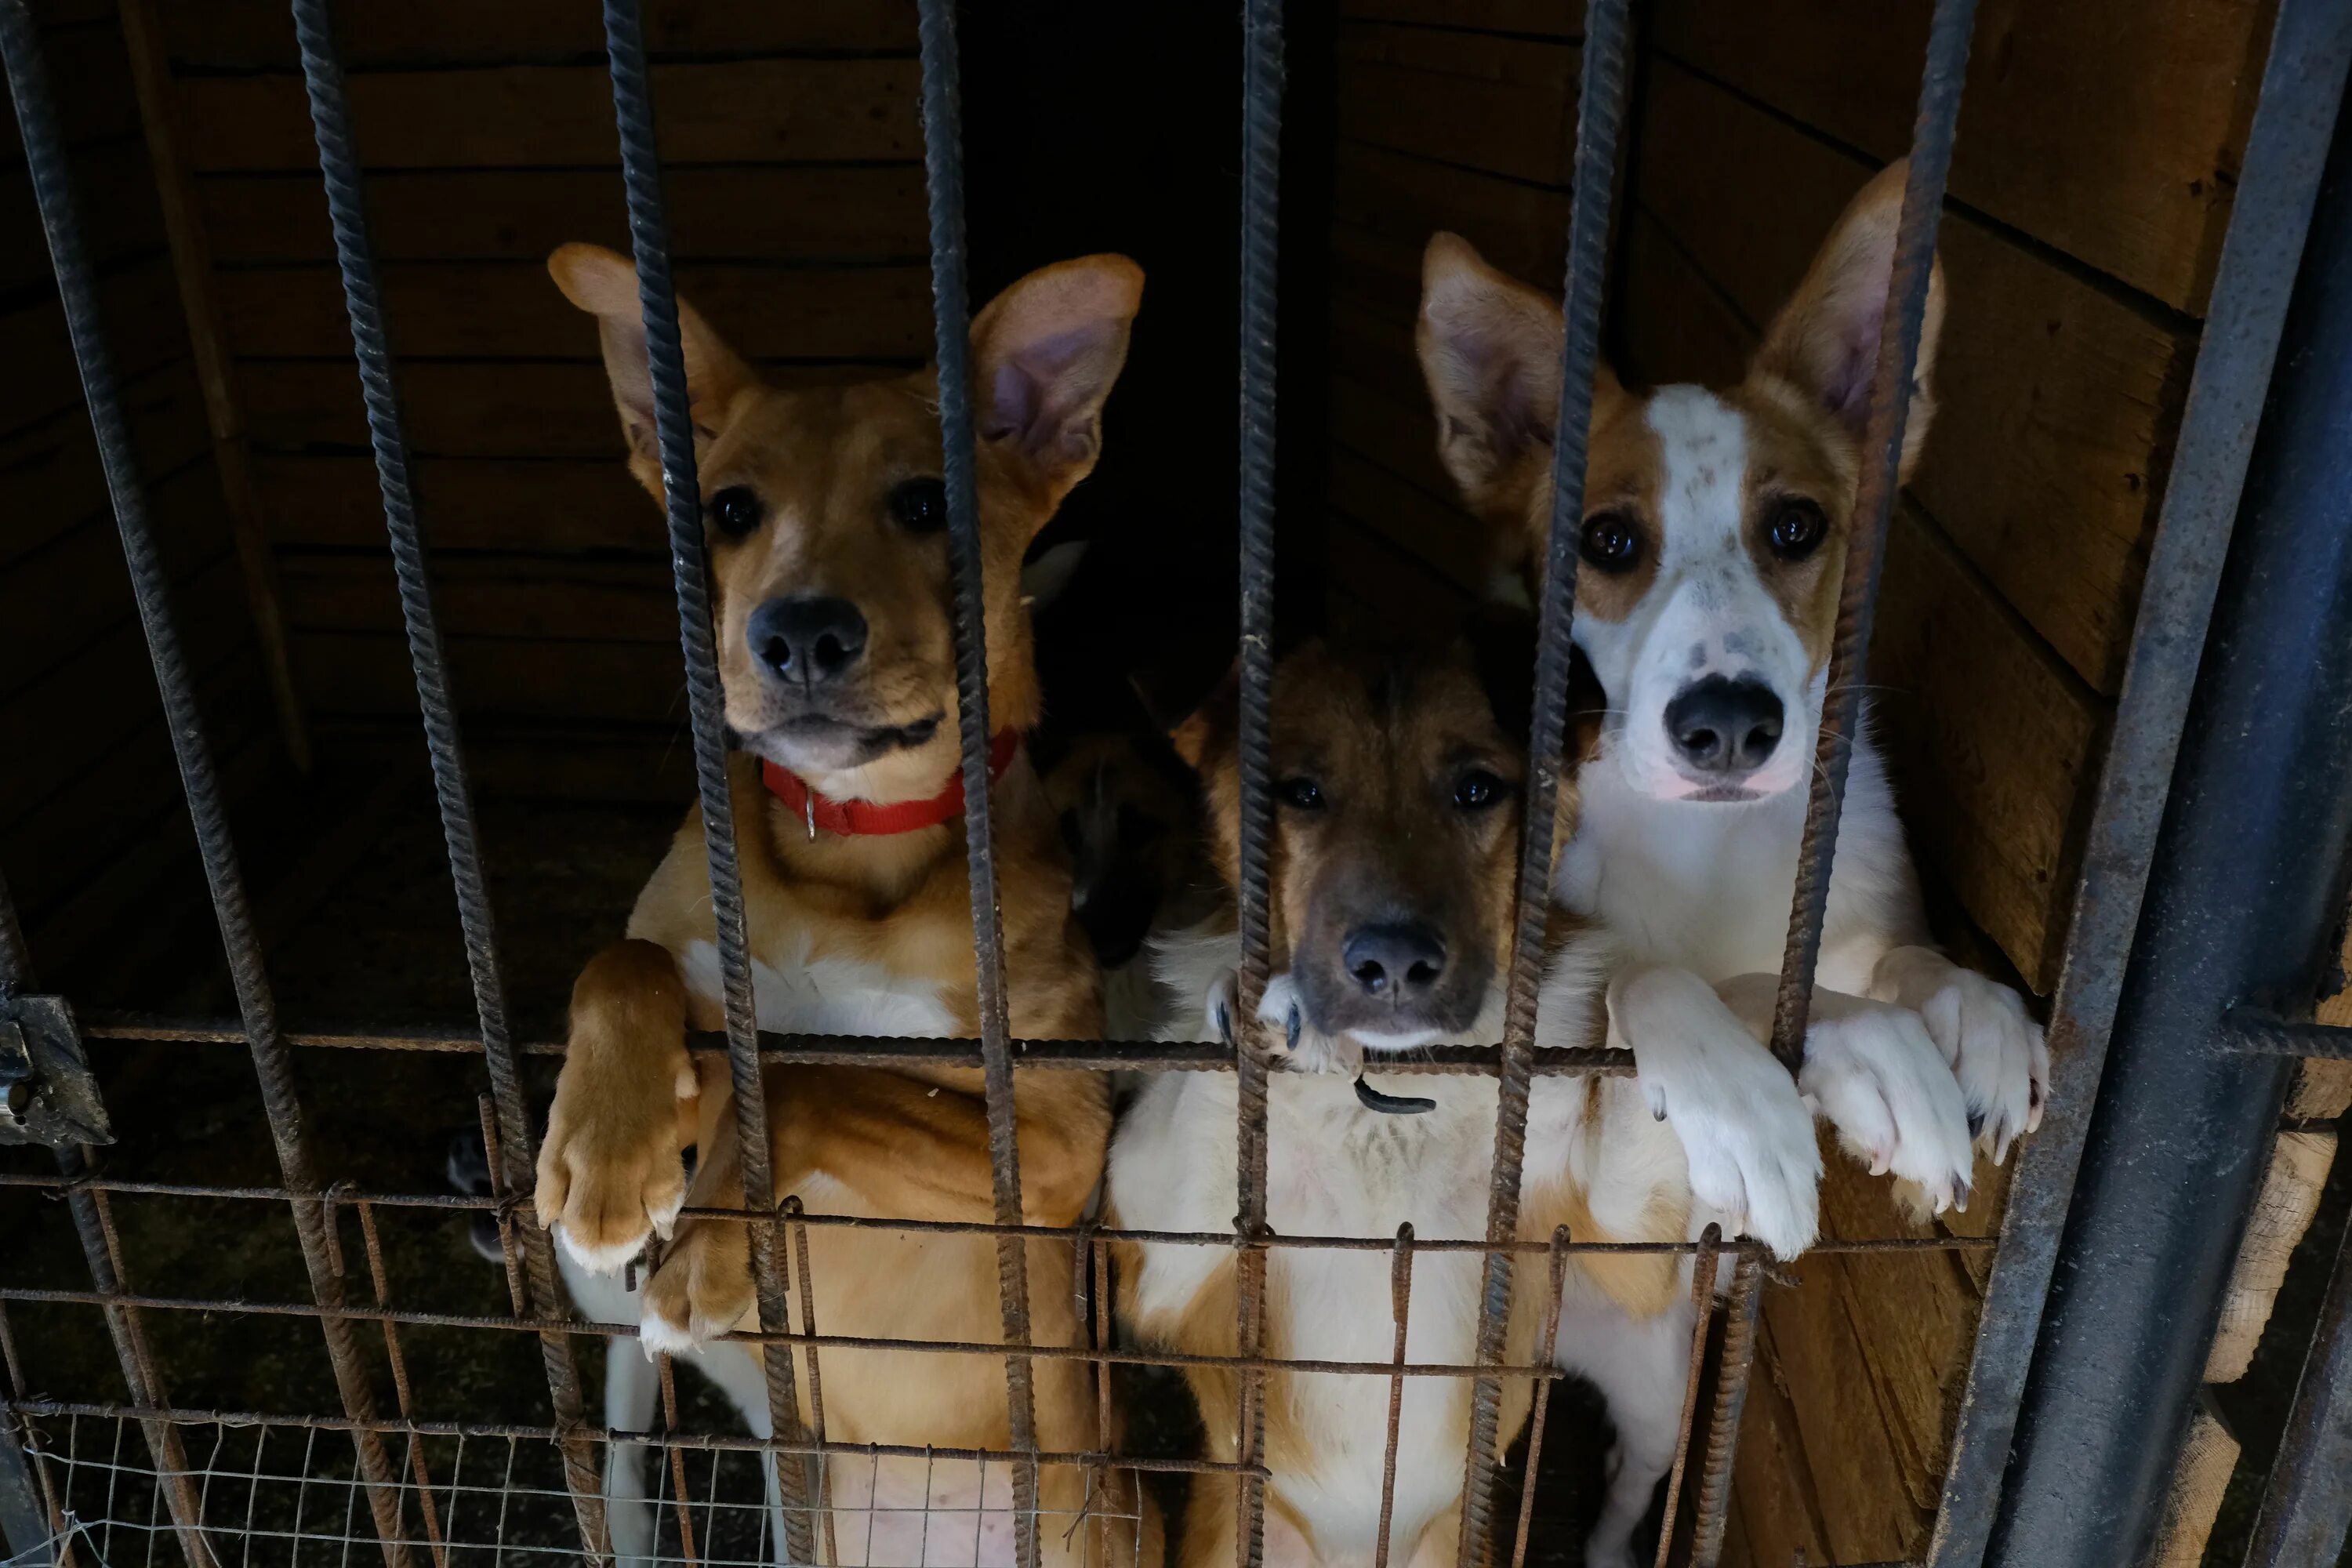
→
(1416, 165, 2047, 1261)
(531, 242, 1154, 1568)
(1109, 622, 1767, 1568)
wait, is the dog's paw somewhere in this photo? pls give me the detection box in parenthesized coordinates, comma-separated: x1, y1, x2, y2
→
(1872, 947, 2046, 1163)
(1255, 972, 1358, 1076)
(1798, 993, 1975, 1214)
(637, 1227, 754, 1355)
(535, 1079, 691, 1276)
(1613, 967, 1821, 1260)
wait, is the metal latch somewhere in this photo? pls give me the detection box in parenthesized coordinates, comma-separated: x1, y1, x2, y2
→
(0, 994, 112, 1148)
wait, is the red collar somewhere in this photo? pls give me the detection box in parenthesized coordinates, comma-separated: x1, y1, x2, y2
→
(760, 729, 1021, 838)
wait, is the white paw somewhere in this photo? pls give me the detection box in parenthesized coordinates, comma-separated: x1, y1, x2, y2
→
(1798, 993, 1976, 1214)
(1255, 971, 1357, 1075)
(1922, 969, 2045, 1163)
(637, 1301, 699, 1358)
(1613, 968, 1821, 1260)
(555, 1222, 648, 1278)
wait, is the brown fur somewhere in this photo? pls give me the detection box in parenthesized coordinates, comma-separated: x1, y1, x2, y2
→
(532, 244, 1156, 1565)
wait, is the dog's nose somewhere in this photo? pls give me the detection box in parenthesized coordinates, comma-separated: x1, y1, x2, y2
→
(749, 596, 868, 685)
(1664, 676, 1784, 776)
(1341, 923, 1448, 999)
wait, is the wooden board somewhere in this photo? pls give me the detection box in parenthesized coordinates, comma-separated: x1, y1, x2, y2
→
(0, 256, 190, 436)
(197, 165, 927, 265)
(292, 629, 688, 726)
(178, 60, 920, 172)
(159, 0, 916, 67)
(238, 358, 897, 458)
(1340, 0, 1580, 36)
(1335, 24, 1578, 187)
(214, 262, 934, 361)
(1327, 448, 1490, 597)
(1633, 59, 2193, 696)
(1873, 503, 2104, 993)
(0, 23, 140, 161)
(0, 137, 165, 299)
(280, 553, 682, 644)
(0, 358, 212, 571)
(1728, 1319, 1835, 1568)
(1332, 141, 1572, 296)
(0, 550, 252, 832)
(253, 455, 659, 554)
(0, 456, 227, 704)
(1649, 0, 2275, 314)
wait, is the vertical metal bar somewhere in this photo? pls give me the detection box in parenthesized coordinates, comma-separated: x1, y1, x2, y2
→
(906, 5, 1044, 1563)
(1976, 78, 2352, 1568)
(1926, 2, 2352, 1561)
(1504, 1229, 1570, 1568)
(2244, 1184, 2352, 1568)
(1687, 1251, 1763, 1568)
(654, 1356, 701, 1568)
(1088, 1235, 1113, 1568)
(786, 1196, 838, 1566)
(0, 1410, 53, 1564)
(1652, 1224, 1723, 1568)
(594, 7, 815, 1562)
(277, 7, 611, 1556)
(0, 10, 409, 1562)
(1458, 6, 1630, 1563)
(1231, 3, 1285, 1566)
(353, 1204, 447, 1568)
(1372, 1225, 1414, 1568)
(1766, 0, 1977, 1070)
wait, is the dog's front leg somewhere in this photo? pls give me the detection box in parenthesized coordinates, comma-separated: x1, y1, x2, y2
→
(1867, 946, 2048, 1164)
(639, 1113, 756, 1353)
(1605, 964, 1822, 1260)
(537, 938, 700, 1273)
(1715, 973, 1976, 1217)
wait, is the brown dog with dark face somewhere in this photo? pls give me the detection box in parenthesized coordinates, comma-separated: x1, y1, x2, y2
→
(1109, 624, 1693, 1568)
(533, 245, 1152, 1566)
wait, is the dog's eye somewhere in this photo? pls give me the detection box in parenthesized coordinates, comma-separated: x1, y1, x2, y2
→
(1276, 777, 1324, 811)
(709, 486, 763, 537)
(889, 477, 949, 535)
(1452, 770, 1508, 811)
(1766, 497, 1828, 560)
(1579, 510, 1642, 573)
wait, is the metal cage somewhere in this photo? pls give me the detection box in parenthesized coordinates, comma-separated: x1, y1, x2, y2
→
(2, 0, 2351, 1565)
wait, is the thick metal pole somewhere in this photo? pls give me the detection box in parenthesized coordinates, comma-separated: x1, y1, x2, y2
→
(1981, 83, 2352, 1568)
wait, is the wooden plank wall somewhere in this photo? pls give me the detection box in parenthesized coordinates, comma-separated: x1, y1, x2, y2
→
(0, 0, 278, 978)
(1323, 1, 2278, 1562)
(147, 0, 931, 747)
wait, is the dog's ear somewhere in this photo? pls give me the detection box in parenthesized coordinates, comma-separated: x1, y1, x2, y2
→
(1751, 159, 1946, 481)
(549, 243, 757, 488)
(1165, 658, 1241, 775)
(970, 255, 1145, 512)
(1417, 234, 1626, 570)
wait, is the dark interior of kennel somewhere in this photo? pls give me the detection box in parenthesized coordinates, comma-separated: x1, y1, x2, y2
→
(3, 1, 2350, 1566)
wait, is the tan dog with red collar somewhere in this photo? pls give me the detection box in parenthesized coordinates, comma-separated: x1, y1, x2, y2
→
(533, 244, 1153, 1567)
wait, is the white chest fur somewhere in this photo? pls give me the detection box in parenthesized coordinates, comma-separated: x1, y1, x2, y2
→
(1555, 725, 1910, 993)
(1112, 1067, 1575, 1557)
(677, 934, 960, 1040)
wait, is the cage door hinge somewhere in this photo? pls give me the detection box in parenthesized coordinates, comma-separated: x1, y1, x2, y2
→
(0, 994, 112, 1148)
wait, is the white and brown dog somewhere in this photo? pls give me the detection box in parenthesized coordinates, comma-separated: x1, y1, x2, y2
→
(1110, 626, 1738, 1568)
(1416, 165, 2049, 1560)
(532, 244, 1154, 1568)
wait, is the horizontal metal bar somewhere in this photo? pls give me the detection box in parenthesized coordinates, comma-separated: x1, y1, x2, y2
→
(0, 1290, 1574, 1380)
(0, 1173, 1992, 1254)
(2218, 1008, 2352, 1058)
(75, 1014, 1636, 1076)
(2, 1399, 1259, 1478)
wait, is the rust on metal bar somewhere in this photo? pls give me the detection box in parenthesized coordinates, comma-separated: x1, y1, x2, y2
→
(1653, 1225, 1723, 1568)
(1507, 1229, 1573, 1568)
(354, 1202, 449, 1568)
(1689, 1251, 1766, 1568)
(1373, 1225, 1415, 1568)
